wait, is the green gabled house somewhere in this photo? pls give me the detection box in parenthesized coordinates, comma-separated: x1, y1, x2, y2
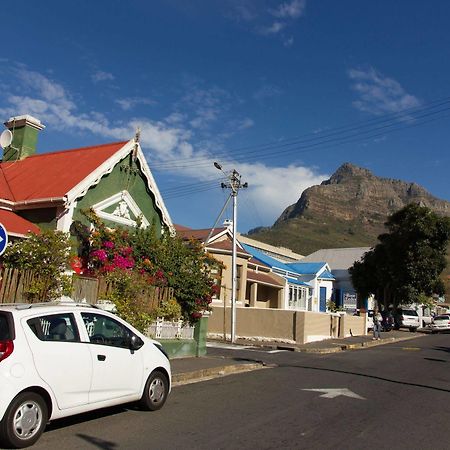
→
(0, 115, 173, 240)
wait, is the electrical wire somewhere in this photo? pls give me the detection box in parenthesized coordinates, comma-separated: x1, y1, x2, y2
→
(149, 96, 450, 171)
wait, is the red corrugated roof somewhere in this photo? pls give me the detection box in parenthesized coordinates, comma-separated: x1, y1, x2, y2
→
(0, 141, 126, 201)
(0, 210, 40, 236)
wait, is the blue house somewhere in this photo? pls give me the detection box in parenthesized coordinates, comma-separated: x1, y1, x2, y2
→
(241, 243, 335, 313)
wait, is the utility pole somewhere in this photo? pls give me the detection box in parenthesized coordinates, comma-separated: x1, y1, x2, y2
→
(214, 163, 248, 343)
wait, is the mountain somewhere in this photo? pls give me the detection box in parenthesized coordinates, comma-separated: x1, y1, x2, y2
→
(247, 163, 450, 256)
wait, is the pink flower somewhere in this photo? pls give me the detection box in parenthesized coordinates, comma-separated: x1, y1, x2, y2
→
(91, 249, 108, 262)
(121, 246, 133, 256)
(103, 241, 115, 249)
(113, 254, 135, 269)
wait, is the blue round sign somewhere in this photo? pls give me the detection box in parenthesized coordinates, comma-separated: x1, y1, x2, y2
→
(0, 223, 8, 256)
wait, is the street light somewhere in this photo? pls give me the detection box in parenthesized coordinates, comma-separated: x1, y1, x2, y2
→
(214, 162, 248, 343)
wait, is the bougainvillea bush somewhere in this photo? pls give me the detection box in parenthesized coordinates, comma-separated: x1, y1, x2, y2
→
(74, 209, 222, 325)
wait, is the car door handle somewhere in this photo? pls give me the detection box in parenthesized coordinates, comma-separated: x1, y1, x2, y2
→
(97, 354, 106, 361)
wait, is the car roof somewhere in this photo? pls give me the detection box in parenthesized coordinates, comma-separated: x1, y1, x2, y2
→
(0, 302, 101, 317)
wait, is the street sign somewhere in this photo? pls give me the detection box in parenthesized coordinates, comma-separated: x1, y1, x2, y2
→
(302, 388, 365, 400)
(0, 223, 8, 256)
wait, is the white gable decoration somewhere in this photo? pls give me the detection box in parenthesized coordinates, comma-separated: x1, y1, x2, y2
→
(92, 191, 149, 228)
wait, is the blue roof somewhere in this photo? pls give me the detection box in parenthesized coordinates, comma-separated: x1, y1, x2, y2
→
(318, 270, 335, 280)
(241, 243, 296, 273)
(286, 277, 311, 287)
(286, 262, 327, 275)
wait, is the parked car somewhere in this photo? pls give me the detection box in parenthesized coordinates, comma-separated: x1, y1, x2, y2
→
(0, 303, 171, 448)
(394, 308, 420, 332)
(430, 314, 450, 333)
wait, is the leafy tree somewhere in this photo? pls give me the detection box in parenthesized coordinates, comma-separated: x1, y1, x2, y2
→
(350, 203, 450, 309)
(2, 230, 72, 300)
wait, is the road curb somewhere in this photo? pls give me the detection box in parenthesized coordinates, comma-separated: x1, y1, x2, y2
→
(172, 362, 266, 386)
(293, 334, 423, 354)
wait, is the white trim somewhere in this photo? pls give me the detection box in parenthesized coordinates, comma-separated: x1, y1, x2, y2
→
(92, 191, 150, 228)
(56, 203, 75, 232)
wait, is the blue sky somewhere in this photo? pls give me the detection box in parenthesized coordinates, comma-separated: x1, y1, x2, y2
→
(1, 0, 450, 232)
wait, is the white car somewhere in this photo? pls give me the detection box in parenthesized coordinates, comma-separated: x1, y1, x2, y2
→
(394, 308, 420, 332)
(0, 303, 171, 448)
(430, 314, 450, 333)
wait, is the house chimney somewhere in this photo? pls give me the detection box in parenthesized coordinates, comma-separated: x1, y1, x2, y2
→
(3, 115, 45, 161)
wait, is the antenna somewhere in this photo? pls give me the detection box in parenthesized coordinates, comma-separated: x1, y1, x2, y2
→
(0, 130, 12, 149)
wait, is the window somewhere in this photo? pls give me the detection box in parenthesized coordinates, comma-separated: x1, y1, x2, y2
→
(27, 314, 79, 342)
(81, 312, 132, 349)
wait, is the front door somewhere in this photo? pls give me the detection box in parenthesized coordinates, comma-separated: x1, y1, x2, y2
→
(319, 287, 327, 312)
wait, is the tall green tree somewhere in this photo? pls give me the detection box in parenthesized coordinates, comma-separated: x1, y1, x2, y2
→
(350, 203, 450, 308)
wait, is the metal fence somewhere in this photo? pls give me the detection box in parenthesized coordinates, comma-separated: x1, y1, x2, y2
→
(147, 318, 195, 340)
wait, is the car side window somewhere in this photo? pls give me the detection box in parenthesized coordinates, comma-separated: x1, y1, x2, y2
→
(27, 313, 79, 342)
(81, 312, 132, 349)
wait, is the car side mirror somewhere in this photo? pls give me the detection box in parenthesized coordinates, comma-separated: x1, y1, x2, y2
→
(130, 334, 144, 351)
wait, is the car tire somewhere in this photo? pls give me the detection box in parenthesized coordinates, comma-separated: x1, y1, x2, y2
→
(410, 327, 417, 332)
(0, 392, 48, 449)
(139, 370, 169, 411)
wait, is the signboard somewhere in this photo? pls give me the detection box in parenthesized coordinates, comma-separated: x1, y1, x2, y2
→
(0, 223, 8, 256)
(343, 292, 357, 311)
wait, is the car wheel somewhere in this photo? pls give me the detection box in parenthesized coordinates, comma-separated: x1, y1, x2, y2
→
(139, 370, 169, 411)
(431, 330, 437, 334)
(410, 327, 417, 332)
(0, 392, 48, 449)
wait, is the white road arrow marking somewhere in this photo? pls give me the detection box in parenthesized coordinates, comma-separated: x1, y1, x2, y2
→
(302, 388, 365, 400)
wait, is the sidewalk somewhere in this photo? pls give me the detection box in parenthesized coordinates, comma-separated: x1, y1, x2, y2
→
(171, 330, 426, 386)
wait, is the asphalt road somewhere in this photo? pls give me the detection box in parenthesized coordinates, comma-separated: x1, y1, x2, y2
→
(30, 333, 450, 450)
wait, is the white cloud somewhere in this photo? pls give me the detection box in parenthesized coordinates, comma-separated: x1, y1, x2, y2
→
(261, 21, 285, 35)
(91, 71, 115, 83)
(253, 83, 283, 102)
(0, 66, 328, 226)
(236, 162, 328, 223)
(115, 97, 156, 111)
(226, 0, 306, 44)
(270, 0, 306, 19)
(348, 67, 421, 115)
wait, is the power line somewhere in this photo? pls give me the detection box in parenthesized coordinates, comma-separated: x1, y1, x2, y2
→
(149, 95, 450, 171)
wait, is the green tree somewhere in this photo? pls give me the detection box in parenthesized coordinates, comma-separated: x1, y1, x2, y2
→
(350, 203, 450, 309)
(2, 230, 72, 300)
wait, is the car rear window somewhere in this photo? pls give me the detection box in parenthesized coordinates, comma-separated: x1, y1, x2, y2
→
(0, 313, 12, 340)
(434, 315, 450, 320)
(27, 313, 80, 342)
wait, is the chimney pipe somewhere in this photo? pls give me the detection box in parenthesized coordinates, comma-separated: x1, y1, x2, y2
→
(3, 115, 45, 161)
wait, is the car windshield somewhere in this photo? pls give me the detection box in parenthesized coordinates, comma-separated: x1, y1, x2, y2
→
(434, 315, 450, 321)
(401, 310, 418, 316)
(0, 313, 11, 340)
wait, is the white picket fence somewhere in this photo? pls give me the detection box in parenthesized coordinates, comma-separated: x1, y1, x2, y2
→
(148, 318, 195, 340)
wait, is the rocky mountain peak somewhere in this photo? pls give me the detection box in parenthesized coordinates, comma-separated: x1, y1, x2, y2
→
(322, 163, 373, 186)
